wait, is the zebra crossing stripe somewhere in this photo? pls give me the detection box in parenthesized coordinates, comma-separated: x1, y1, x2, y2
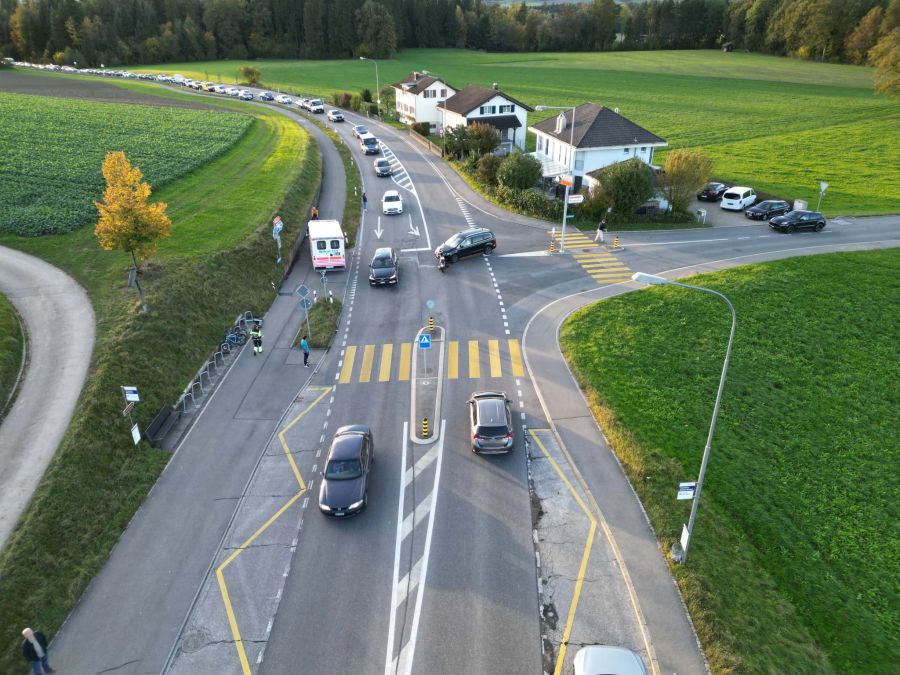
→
(339, 346, 356, 384)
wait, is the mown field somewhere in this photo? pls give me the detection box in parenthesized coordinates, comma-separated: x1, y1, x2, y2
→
(560, 249, 900, 674)
(0, 92, 253, 235)
(0, 71, 320, 673)
(0, 293, 24, 421)
(148, 49, 900, 216)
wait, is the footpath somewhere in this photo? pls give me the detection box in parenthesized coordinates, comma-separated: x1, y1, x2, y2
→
(47, 107, 348, 675)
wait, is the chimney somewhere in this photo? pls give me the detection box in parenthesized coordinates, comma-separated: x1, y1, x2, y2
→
(413, 71, 422, 80)
(492, 82, 498, 90)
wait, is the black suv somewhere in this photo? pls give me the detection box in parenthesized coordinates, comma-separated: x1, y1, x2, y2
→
(697, 182, 728, 201)
(434, 227, 496, 264)
(744, 199, 790, 220)
(769, 210, 826, 233)
(368, 247, 399, 285)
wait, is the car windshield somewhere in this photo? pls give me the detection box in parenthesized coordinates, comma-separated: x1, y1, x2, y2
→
(356, 126, 368, 134)
(385, 195, 400, 202)
(445, 233, 465, 247)
(377, 160, 389, 167)
(324, 458, 362, 480)
(372, 256, 392, 269)
(364, 138, 378, 146)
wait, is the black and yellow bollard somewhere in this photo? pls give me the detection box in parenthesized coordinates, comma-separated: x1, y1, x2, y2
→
(422, 417, 429, 438)
(428, 316, 435, 333)
(613, 236, 619, 249)
(549, 239, 556, 254)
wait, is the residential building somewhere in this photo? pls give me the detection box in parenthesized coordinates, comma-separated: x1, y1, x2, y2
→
(528, 102, 667, 190)
(437, 84, 533, 153)
(392, 71, 457, 129)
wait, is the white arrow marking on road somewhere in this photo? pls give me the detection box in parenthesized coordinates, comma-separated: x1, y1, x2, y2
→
(408, 214, 420, 237)
(375, 216, 384, 240)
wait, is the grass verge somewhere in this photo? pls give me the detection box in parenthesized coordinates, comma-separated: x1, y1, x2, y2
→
(559, 249, 899, 673)
(0, 81, 320, 672)
(0, 293, 25, 422)
(295, 298, 343, 350)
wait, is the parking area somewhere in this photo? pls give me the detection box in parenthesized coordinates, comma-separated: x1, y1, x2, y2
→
(693, 196, 764, 228)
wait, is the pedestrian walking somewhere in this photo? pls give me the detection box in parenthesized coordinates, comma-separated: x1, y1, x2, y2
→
(311, 205, 319, 220)
(250, 322, 263, 355)
(595, 218, 608, 244)
(21, 628, 55, 674)
(300, 335, 310, 367)
(362, 192, 367, 212)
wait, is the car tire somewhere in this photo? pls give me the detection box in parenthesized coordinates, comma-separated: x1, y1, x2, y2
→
(786, 225, 796, 234)
(450, 254, 459, 264)
(484, 244, 493, 255)
(815, 222, 824, 232)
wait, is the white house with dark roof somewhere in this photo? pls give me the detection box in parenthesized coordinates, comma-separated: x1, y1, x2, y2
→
(391, 71, 457, 129)
(528, 102, 667, 190)
(437, 84, 533, 152)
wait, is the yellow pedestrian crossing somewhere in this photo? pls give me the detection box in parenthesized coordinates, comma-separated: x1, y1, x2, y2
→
(553, 230, 599, 249)
(572, 252, 633, 284)
(336, 338, 528, 384)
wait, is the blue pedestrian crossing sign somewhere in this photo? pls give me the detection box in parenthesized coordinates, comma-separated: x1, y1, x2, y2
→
(418, 334, 431, 349)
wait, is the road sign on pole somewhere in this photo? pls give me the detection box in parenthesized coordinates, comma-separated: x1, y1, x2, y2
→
(418, 334, 431, 349)
(296, 284, 310, 298)
(677, 481, 697, 500)
(567, 193, 584, 205)
(300, 297, 313, 310)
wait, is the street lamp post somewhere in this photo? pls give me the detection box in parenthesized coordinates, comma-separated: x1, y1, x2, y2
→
(631, 272, 737, 563)
(359, 56, 380, 119)
(536, 104, 577, 253)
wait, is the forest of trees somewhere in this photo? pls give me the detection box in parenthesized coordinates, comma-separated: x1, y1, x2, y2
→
(1, 0, 898, 83)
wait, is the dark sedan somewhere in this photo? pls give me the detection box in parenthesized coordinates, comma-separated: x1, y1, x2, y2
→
(769, 210, 826, 233)
(318, 426, 373, 517)
(697, 182, 728, 201)
(374, 158, 392, 177)
(745, 199, 791, 220)
(369, 247, 399, 285)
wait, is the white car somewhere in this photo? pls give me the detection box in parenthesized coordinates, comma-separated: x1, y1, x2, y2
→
(275, 94, 293, 105)
(225, 87, 239, 96)
(214, 84, 227, 94)
(382, 190, 404, 215)
(720, 186, 757, 211)
(574, 646, 648, 675)
(327, 110, 344, 122)
(308, 98, 325, 113)
(238, 90, 254, 101)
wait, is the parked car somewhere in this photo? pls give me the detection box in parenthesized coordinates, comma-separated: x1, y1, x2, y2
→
(382, 190, 404, 215)
(374, 158, 392, 177)
(468, 391, 514, 454)
(720, 186, 757, 210)
(275, 94, 293, 105)
(769, 210, 826, 233)
(359, 133, 380, 155)
(636, 193, 670, 215)
(368, 247, 399, 286)
(318, 425, 373, 517)
(327, 109, 344, 122)
(434, 227, 496, 264)
(352, 124, 368, 139)
(238, 90, 253, 101)
(574, 646, 649, 675)
(744, 199, 790, 220)
(259, 91, 274, 101)
(697, 182, 729, 201)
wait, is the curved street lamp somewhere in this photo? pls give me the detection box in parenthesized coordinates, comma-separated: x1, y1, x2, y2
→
(631, 272, 737, 563)
(359, 56, 380, 119)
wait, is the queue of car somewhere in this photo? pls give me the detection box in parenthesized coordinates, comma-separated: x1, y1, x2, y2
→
(697, 182, 826, 233)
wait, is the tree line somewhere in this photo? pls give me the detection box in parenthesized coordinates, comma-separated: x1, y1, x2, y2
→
(0, 0, 897, 87)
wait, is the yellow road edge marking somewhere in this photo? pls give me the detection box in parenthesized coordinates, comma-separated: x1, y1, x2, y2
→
(398, 342, 412, 381)
(468, 339, 480, 379)
(359, 344, 375, 383)
(508, 339, 525, 377)
(378, 343, 393, 382)
(278, 387, 332, 489)
(531, 431, 595, 520)
(217, 567, 252, 675)
(339, 345, 357, 384)
(489, 339, 501, 378)
(448, 340, 459, 379)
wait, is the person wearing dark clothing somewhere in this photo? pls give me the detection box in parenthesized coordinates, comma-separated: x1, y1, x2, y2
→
(22, 628, 55, 674)
(250, 322, 263, 355)
(362, 192, 367, 212)
(311, 206, 319, 220)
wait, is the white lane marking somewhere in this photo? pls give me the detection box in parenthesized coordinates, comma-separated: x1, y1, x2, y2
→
(395, 420, 445, 675)
(399, 491, 434, 541)
(384, 423, 409, 675)
(392, 558, 424, 610)
(498, 250, 552, 258)
(403, 445, 439, 488)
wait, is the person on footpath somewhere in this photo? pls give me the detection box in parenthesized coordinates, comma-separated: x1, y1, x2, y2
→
(595, 218, 607, 244)
(21, 627, 55, 674)
(311, 205, 319, 220)
(250, 322, 263, 355)
(300, 335, 310, 367)
(362, 192, 367, 212)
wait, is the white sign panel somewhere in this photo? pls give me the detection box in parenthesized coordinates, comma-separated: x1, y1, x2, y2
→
(567, 193, 585, 205)
(131, 423, 141, 445)
(677, 481, 696, 500)
(680, 524, 690, 552)
(122, 386, 140, 403)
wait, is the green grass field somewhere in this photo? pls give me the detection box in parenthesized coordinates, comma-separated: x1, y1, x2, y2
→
(147, 49, 900, 216)
(0, 92, 253, 235)
(0, 73, 320, 673)
(0, 293, 25, 421)
(560, 249, 900, 674)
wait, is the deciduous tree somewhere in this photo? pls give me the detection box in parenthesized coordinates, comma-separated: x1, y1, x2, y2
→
(497, 151, 542, 190)
(239, 64, 261, 85)
(662, 149, 713, 215)
(94, 151, 172, 312)
(870, 27, 900, 98)
(356, 0, 396, 58)
(597, 157, 655, 219)
(845, 5, 884, 64)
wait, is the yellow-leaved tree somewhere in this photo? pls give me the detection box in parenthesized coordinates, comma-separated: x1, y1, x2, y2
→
(94, 151, 172, 312)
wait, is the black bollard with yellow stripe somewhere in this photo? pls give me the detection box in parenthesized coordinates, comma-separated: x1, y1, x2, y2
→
(428, 316, 435, 333)
(422, 417, 429, 438)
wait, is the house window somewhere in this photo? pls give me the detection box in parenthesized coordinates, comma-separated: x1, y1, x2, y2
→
(574, 155, 584, 171)
(441, 89, 447, 97)
(641, 146, 647, 152)
(479, 105, 496, 115)
(537, 137, 543, 152)
(499, 104, 514, 113)
(624, 148, 630, 154)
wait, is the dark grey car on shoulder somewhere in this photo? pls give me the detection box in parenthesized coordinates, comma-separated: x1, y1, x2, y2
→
(468, 391, 514, 454)
(318, 425, 373, 517)
(434, 227, 496, 264)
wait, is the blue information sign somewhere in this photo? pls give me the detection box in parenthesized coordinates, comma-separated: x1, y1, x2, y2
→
(418, 334, 431, 349)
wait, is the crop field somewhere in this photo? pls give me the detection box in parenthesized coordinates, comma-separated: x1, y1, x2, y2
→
(0, 92, 253, 236)
(149, 49, 900, 216)
(560, 248, 900, 673)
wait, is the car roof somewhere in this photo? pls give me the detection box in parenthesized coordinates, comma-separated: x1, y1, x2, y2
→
(376, 158, 390, 163)
(575, 646, 648, 675)
(329, 432, 365, 460)
(475, 398, 507, 424)
(384, 190, 400, 198)
(459, 227, 491, 237)
(724, 186, 752, 191)
(372, 247, 394, 258)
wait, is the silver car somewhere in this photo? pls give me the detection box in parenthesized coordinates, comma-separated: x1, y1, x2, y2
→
(468, 391, 513, 454)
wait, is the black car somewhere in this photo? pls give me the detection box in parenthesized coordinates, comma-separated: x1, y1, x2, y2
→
(374, 158, 392, 177)
(434, 227, 496, 264)
(318, 426, 373, 517)
(769, 210, 826, 233)
(259, 91, 275, 101)
(744, 199, 791, 220)
(697, 182, 728, 201)
(369, 247, 399, 285)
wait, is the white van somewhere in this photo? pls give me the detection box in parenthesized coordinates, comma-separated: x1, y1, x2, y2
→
(359, 133, 380, 155)
(308, 98, 325, 113)
(309, 219, 346, 269)
(720, 186, 756, 210)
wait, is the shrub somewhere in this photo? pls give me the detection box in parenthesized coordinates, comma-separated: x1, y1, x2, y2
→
(411, 122, 430, 137)
(368, 103, 378, 116)
(361, 88, 372, 102)
(239, 65, 261, 86)
(469, 122, 500, 156)
(596, 158, 655, 220)
(331, 92, 342, 106)
(579, 183, 612, 222)
(497, 151, 542, 190)
(350, 93, 362, 111)
(476, 154, 502, 186)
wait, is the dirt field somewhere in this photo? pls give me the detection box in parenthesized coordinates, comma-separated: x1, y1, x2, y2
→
(0, 69, 218, 109)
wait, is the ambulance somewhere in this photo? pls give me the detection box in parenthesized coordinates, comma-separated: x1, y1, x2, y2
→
(309, 219, 346, 269)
